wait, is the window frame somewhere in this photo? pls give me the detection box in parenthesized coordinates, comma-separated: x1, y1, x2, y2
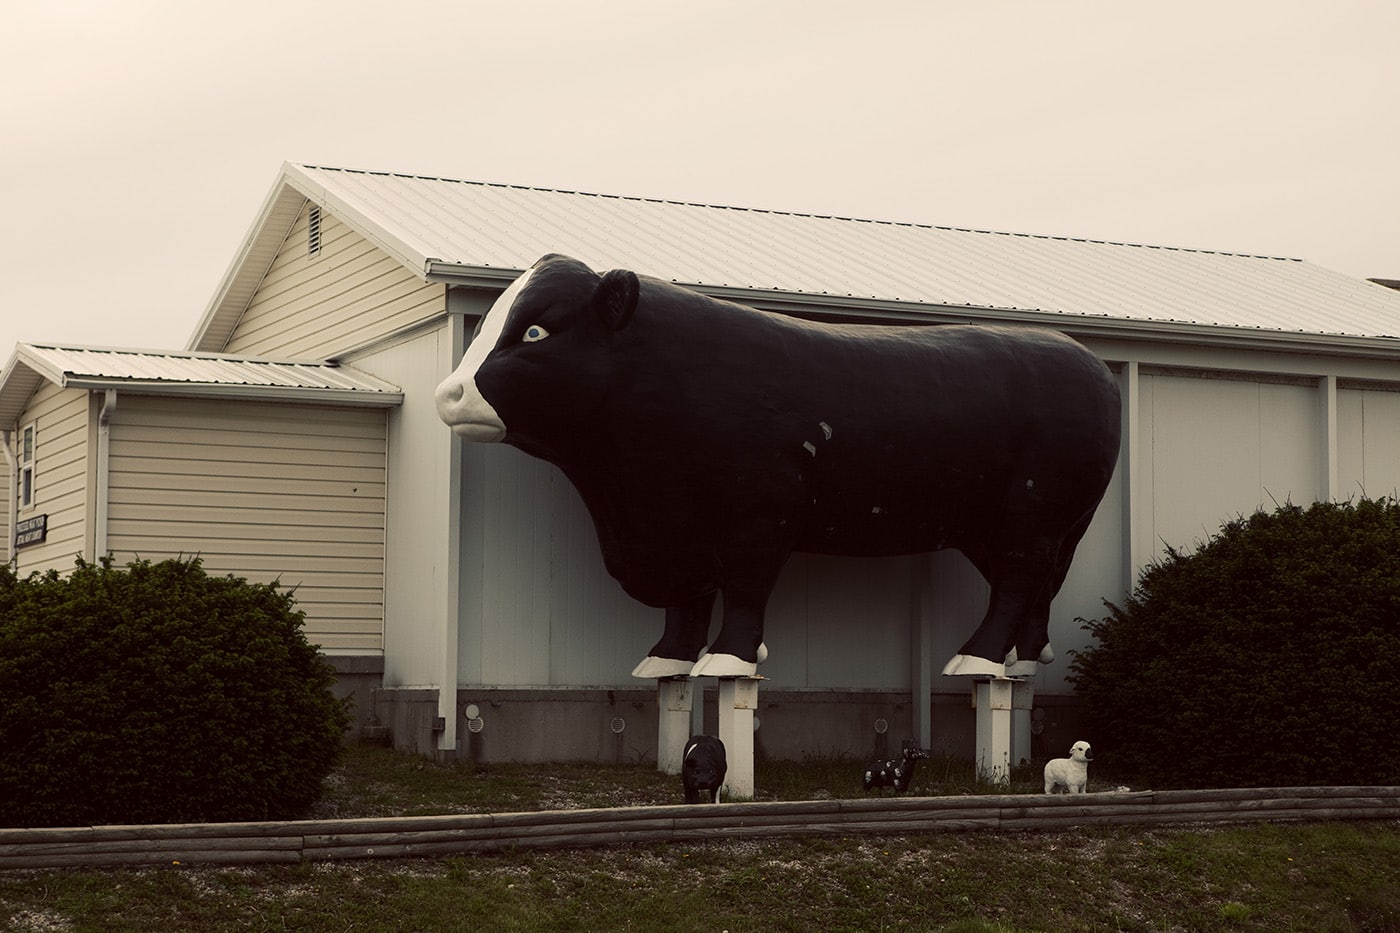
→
(18, 421, 35, 511)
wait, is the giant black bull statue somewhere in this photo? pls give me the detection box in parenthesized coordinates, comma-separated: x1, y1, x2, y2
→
(435, 254, 1120, 679)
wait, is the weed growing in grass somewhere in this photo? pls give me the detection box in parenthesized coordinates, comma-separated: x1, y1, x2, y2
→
(1218, 901, 1254, 923)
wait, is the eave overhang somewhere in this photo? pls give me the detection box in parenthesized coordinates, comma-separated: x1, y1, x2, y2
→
(426, 261, 1400, 364)
(0, 344, 403, 430)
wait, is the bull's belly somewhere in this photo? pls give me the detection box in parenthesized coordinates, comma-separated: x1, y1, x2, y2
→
(793, 516, 968, 558)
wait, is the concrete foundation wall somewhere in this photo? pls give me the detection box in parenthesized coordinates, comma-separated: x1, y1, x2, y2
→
(325, 655, 385, 736)
(359, 679, 1089, 768)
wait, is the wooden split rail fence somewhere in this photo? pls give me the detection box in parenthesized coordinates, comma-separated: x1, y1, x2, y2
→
(2, 786, 1396, 870)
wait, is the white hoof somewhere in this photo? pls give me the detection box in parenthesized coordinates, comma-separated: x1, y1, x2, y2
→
(690, 653, 759, 678)
(1004, 645, 1055, 667)
(631, 656, 697, 679)
(1004, 659, 1038, 678)
(755, 642, 769, 664)
(941, 654, 1006, 677)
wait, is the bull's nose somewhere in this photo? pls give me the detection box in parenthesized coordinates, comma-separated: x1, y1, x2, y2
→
(434, 374, 507, 442)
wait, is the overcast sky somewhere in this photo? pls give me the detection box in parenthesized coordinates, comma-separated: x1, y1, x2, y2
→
(2, 0, 1396, 363)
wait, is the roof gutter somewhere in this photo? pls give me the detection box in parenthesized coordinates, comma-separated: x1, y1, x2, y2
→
(424, 261, 1400, 363)
(94, 390, 116, 559)
(424, 261, 521, 290)
(56, 380, 404, 408)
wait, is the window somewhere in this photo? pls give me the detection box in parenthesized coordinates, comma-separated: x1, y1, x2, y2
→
(19, 422, 35, 509)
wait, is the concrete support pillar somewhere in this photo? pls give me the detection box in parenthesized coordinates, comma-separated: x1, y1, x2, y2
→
(974, 678, 1034, 782)
(1011, 681, 1035, 767)
(717, 677, 760, 799)
(655, 678, 694, 775)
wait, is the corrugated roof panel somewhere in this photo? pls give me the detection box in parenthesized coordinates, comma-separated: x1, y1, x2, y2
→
(16, 345, 402, 397)
(289, 164, 1400, 341)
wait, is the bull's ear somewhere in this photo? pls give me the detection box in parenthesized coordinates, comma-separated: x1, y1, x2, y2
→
(593, 269, 639, 331)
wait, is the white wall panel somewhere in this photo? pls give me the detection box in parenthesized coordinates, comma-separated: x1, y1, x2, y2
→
(1337, 388, 1400, 500)
(461, 442, 660, 688)
(762, 553, 916, 690)
(351, 328, 456, 685)
(1143, 374, 1320, 556)
(1036, 453, 1126, 693)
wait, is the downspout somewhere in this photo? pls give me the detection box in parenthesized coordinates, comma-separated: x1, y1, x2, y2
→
(437, 306, 467, 759)
(2, 429, 15, 564)
(95, 390, 117, 559)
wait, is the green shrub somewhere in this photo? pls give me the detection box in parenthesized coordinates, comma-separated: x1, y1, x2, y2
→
(0, 557, 349, 826)
(1068, 498, 1400, 788)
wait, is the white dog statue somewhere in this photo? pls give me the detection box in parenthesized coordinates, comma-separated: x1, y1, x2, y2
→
(1044, 740, 1093, 794)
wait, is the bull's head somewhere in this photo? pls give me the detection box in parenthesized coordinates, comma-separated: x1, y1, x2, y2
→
(434, 254, 639, 449)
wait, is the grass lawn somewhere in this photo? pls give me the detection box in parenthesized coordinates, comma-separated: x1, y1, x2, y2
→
(1, 744, 1396, 932)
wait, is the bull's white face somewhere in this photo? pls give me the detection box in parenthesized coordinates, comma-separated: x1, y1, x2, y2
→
(434, 267, 536, 442)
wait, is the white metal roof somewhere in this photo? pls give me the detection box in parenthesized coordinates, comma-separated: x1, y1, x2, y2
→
(0, 344, 402, 428)
(190, 162, 1400, 353)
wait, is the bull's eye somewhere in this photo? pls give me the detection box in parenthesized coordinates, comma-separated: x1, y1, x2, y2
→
(523, 324, 549, 343)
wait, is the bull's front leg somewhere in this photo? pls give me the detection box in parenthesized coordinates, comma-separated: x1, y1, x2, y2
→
(689, 556, 784, 678)
(632, 591, 718, 679)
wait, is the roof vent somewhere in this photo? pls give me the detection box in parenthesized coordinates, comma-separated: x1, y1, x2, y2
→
(307, 205, 322, 257)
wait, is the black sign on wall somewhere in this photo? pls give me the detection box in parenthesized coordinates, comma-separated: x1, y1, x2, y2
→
(15, 514, 47, 548)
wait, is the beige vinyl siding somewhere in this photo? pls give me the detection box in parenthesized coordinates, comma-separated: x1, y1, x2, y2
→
(0, 438, 8, 554)
(222, 204, 444, 359)
(105, 395, 387, 652)
(13, 383, 89, 574)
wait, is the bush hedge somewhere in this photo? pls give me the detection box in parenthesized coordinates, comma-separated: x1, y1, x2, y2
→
(1068, 498, 1400, 788)
(0, 557, 349, 827)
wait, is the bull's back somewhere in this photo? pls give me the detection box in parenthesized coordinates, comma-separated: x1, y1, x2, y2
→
(763, 323, 1120, 556)
(572, 289, 1121, 584)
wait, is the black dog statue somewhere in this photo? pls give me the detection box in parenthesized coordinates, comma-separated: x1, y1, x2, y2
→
(863, 743, 928, 795)
(682, 734, 727, 803)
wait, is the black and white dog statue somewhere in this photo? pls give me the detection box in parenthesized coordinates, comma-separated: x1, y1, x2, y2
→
(863, 743, 928, 795)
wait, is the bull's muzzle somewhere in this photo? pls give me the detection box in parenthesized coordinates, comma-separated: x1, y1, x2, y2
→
(434, 375, 506, 442)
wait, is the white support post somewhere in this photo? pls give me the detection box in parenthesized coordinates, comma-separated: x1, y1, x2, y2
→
(974, 678, 1014, 783)
(656, 678, 694, 775)
(909, 554, 934, 751)
(717, 677, 759, 799)
(691, 681, 706, 737)
(1011, 680, 1035, 767)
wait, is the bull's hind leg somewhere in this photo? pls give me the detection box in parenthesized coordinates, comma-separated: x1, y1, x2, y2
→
(632, 591, 717, 679)
(942, 539, 1059, 677)
(1006, 506, 1099, 676)
(1004, 591, 1055, 678)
